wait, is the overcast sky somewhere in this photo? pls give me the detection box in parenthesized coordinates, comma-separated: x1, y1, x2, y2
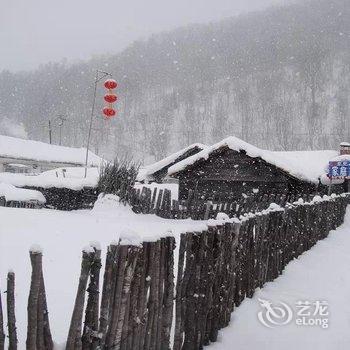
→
(0, 0, 283, 72)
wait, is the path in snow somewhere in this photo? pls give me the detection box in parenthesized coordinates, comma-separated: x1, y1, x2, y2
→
(210, 208, 350, 350)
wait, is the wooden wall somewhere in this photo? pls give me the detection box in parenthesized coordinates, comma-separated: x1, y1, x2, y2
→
(176, 147, 319, 201)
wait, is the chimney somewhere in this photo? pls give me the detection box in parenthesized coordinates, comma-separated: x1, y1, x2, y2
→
(340, 142, 350, 155)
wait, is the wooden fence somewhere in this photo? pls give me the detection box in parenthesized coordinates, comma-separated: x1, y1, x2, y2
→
(1, 194, 349, 349)
(129, 186, 319, 220)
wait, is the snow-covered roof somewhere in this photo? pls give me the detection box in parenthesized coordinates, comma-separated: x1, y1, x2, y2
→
(168, 136, 338, 184)
(0, 167, 99, 190)
(0, 135, 103, 166)
(0, 183, 46, 203)
(137, 143, 208, 181)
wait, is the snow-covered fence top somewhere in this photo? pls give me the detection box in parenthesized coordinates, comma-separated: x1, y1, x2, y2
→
(2, 193, 349, 349)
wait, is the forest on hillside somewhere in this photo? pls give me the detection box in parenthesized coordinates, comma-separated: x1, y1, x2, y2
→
(0, 0, 349, 162)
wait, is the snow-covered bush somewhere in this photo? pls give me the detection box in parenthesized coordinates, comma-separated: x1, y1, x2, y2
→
(98, 157, 139, 204)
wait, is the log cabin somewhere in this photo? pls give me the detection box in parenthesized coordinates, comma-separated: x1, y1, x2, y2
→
(167, 137, 338, 201)
(137, 143, 208, 183)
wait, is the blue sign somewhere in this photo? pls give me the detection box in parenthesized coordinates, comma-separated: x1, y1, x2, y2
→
(328, 160, 350, 179)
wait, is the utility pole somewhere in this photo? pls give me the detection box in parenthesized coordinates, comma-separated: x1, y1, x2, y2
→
(48, 120, 52, 144)
(48, 115, 67, 145)
(56, 114, 67, 146)
(84, 69, 112, 178)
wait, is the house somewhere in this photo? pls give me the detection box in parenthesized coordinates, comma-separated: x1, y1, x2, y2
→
(137, 143, 208, 183)
(168, 136, 338, 201)
(0, 135, 103, 174)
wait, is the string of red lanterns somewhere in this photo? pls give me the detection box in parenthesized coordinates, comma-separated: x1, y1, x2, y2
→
(102, 79, 118, 118)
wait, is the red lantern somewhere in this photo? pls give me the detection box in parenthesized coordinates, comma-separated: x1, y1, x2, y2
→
(104, 79, 118, 90)
(104, 93, 118, 103)
(103, 107, 116, 117)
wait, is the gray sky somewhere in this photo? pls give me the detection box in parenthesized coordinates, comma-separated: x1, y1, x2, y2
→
(0, 0, 283, 72)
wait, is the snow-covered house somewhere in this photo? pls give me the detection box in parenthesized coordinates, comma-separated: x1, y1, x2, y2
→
(137, 143, 208, 183)
(168, 136, 338, 201)
(0, 135, 103, 174)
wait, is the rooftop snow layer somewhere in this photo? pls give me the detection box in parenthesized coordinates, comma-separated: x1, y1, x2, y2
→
(137, 143, 208, 181)
(0, 182, 46, 203)
(0, 135, 103, 166)
(168, 136, 338, 184)
(0, 167, 99, 190)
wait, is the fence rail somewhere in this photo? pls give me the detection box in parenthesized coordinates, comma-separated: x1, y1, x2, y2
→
(1, 194, 349, 349)
(129, 186, 320, 220)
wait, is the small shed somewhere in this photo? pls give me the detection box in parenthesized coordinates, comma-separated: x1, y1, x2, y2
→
(168, 137, 337, 201)
(137, 143, 208, 183)
(0, 135, 103, 174)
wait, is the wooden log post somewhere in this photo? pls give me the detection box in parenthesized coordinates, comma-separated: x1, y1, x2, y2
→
(40, 269, 54, 350)
(99, 244, 116, 348)
(112, 246, 140, 350)
(7, 271, 17, 350)
(82, 243, 102, 350)
(174, 234, 186, 350)
(161, 237, 175, 350)
(138, 242, 153, 350)
(66, 248, 94, 350)
(27, 248, 43, 350)
(0, 286, 4, 350)
(105, 245, 128, 349)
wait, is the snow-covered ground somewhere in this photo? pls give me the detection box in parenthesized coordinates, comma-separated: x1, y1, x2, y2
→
(1, 197, 349, 349)
(210, 207, 350, 350)
(0, 196, 206, 348)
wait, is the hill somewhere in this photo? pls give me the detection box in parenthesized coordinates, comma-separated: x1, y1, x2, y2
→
(0, 0, 349, 162)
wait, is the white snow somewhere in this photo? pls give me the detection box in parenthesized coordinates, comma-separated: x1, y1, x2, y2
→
(0, 167, 99, 190)
(137, 143, 208, 182)
(210, 207, 350, 350)
(1, 193, 348, 349)
(0, 182, 46, 203)
(0, 134, 103, 166)
(168, 136, 338, 184)
(0, 198, 207, 348)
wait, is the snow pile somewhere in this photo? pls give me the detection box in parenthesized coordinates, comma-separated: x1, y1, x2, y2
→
(0, 167, 99, 190)
(0, 182, 46, 203)
(168, 136, 337, 184)
(92, 194, 129, 212)
(137, 143, 207, 181)
(0, 134, 103, 166)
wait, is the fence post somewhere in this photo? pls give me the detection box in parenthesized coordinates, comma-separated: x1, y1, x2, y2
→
(27, 249, 43, 350)
(0, 286, 4, 350)
(66, 248, 94, 350)
(99, 244, 116, 348)
(7, 271, 17, 350)
(82, 244, 102, 349)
